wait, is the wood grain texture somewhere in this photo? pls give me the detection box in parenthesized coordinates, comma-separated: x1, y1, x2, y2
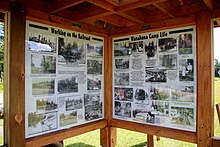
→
(196, 10, 214, 147)
(147, 135, 157, 147)
(100, 127, 117, 147)
(8, 2, 26, 147)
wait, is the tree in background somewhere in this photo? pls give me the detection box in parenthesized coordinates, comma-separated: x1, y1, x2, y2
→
(0, 23, 3, 80)
(215, 58, 220, 77)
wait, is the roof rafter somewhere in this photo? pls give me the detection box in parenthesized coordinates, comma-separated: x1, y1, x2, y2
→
(153, 2, 176, 18)
(203, 0, 214, 10)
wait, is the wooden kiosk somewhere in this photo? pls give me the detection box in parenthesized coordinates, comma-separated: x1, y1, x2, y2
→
(0, 0, 220, 146)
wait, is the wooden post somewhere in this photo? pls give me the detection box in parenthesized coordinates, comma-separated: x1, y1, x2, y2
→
(196, 10, 214, 147)
(5, 2, 26, 147)
(147, 135, 157, 147)
(100, 36, 117, 147)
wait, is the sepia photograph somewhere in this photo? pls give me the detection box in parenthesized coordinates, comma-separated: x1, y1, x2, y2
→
(114, 42, 131, 56)
(115, 101, 131, 118)
(114, 87, 133, 102)
(87, 59, 102, 75)
(158, 37, 177, 53)
(129, 41, 144, 54)
(150, 101, 169, 116)
(171, 86, 194, 102)
(159, 54, 177, 69)
(114, 73, 129, 85)
(59, 111, 77, 127)
(179, 59, 194, 81)
(145, 40, 157, 59)
(31, 54, 56, 74)
(115, 58, 129, 70)
(178, 33, 193, 55)
(145, 68, 166, 83)
(58, 38, 86, 64)
(58, 76, 78, 94)
(150, 86, 170, 101)
(84, 94, 102, 121)
(28, 33, 57, 53)
(65, 96, 83, 111)
(87, 76, 101, 91)
(87, 44, 103, 57)
(36, 97, 58, 113)
(32, 78, 55, 96)
(134, 88, 149, 103)
(28, 112, 57, 135)
(133, 109, 155, 123)
(171, 107, 194, 126)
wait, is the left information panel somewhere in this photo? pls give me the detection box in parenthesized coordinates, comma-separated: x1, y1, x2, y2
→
(25, 21, 104, 138)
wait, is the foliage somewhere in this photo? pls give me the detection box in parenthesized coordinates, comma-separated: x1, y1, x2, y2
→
(215, 58, 220, 77)
(0, 23, 3, 74)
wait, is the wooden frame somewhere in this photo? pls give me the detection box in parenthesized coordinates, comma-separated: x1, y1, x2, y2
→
(1, 0, 220, 146)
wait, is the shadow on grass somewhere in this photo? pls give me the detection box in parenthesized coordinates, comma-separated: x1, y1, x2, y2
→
(65, 142, 96, 147)
(130, 142, 147, 147)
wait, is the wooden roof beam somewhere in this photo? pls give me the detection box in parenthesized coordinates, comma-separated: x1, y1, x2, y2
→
(153, 2, 176, 18)
(116, 0, 167, 12)
(86, 0, 116, 11)
(0, 0, 9, 12)
(203, 0, 214, 10)
(50, 0, 86, 14)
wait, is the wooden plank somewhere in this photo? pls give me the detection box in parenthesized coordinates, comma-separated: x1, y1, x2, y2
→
(26, 8, 108, 36)
(87, 0, 116, 11)
(79, 11, 115, 22)
(109, 15, 195, 37)
(0, 0, 9, 12)
(110, 119, 197, 143)
(212, 9, 220, 18)
(196, 10, 214, 147)
(100, 127, 117, 147)
(50, 0, 85, 13)
(147, 135, 157, 147)
(153, 2, 176, 18)
(213, 137, 220, 147)
(7, 1, 26, 147)
(116, 0, 167, 12)
(26, 120, 107, 147)
(116, 12, 145, 24)
(203, 0, 214, 10)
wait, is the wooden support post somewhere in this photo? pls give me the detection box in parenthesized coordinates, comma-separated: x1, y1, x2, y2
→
(147, 135, 157, 147)
(196, 10, 214, 147)
(5, 2, 26, 147)
(100, 127, 117, 147)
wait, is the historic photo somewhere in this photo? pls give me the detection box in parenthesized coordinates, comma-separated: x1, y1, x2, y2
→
(150, 86, 170, 101)
(36, 97, 58, 113)
(158, 37, 177, 53)
(179, 59, 194, 81)
(115, 58, 129, 70)
(115, 101, 132, 118)
(134, 88, 149, 104)
(129, 41, 144, 54)
(171, 86, 194, 102)
(159, 54, 177, 69)
(32, 78, 55, 96)
(178, 33, 193, 55)
(87, 59, 102, 75)
(133, 109, 155, 123)
(114, 87, 133, 102)
(87, 76, 101, 91)
(114, 42, 131, 56)
(145, 68, 166, 83)
(171, 107, 194, 126)
(87, 44, 103, 57)
(114, 73, 129, 85)
(65, 96, 83, 111)
(59, 111, 77, 127)
(58, 76, 78, 94)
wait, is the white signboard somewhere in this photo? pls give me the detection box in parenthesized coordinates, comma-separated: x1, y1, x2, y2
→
(25, 21, 104, 138)
(112, 26, 197, 132)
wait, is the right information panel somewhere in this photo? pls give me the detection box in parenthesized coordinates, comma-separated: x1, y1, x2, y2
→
(112, 26, 196, 131)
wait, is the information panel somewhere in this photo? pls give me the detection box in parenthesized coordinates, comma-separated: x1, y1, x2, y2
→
(25, 21, 104, 138)
(112, 26, 196, 131)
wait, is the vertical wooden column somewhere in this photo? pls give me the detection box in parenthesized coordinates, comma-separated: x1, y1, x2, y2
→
(5, 2, 26, 147)
(147, 135, 157, 147)
(196, 11, 214, 147)
(100, 36, 116, 147)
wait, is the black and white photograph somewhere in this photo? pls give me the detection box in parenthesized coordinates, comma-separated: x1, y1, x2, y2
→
(129, 41, 144, 54)
(58, 38, 86, 64)
(87, 44, 103, 57)
(134, 88, 149, 103)
(115, 101, 131, 118)
(28, 112, 57, 135)
(114, 87, 133, 102)
(65, 96, 83, 111)
(87, 59, 102, 75)
(171, 107, 194, 126)
(36, 97, 58, 113)
(114, 42, 131, 56)
(150, 86, 170, 101)
(145, 68, 166, 83)
(31, 54, 56, 74)
(114, 73, 129, 85)
(115, 58, 129, 70)
(159, 54, 177, 69)
(171, 86, 194, 102)
(158, 37, 177, 53)
(32, 78, 55, 96)
(59, 111, 77, 127)
(133, 109, 155, 123)
(84, 94, 102, 121)
(150, 101, 169, 116)
(178, 33, 193, 55)
(58, 76, 78, 94)
(179, 59, 194, 81)
(145, 40, 157, 59)
(87, 76, 101, 91)
(28, 33, 57, 53)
